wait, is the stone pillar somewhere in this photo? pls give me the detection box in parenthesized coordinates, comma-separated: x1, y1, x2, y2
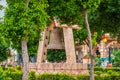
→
(63, 28, 76, 63)
(37, 29, 49, 63)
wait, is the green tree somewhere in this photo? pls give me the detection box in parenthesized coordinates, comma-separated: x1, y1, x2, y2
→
(47, 0, 82, 24)
(88, 0, 120, 79)
(89, 0, 120, 68)
(73, 27, 88, 46)
(0, 1, 10, 62)
(4, 0, 49, 80)
(0, 23, 10, 62)
(75, 1, 101, 80)
(48, 1, 101, 80)
(90, 0, 120, 35)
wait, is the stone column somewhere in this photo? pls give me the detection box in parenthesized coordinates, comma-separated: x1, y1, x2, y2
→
(63, 28, 76, 63)
(37, 29, 49, 63)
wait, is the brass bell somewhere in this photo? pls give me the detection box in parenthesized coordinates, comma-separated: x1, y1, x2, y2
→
(47, 28, 65, 49)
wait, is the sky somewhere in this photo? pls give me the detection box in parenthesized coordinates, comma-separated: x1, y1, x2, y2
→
(0, 0, 7, 18)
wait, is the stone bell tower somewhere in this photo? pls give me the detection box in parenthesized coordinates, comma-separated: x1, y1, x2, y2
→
(37, 20, 77, 63)
(29, 20, 88, 75)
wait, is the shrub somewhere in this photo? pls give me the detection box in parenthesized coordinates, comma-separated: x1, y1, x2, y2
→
(77, 74, 112, 80)
(37, 73, 76, 80)
(95, 71, 102, 75)
(58, 73, 76, 80)
(95, 75, 104, 80)
(77, 74, 89, 80)
(94, 67, 120, 73)
(0, 67, 6, 80)
(110, 72, 120, 80)
(5, 67, 22, 80)
(16, 66, 22, 70)
(30, 72, 120, 80)
(6, 77, 13, 80)
(94, 67, 104, 72)
(10, 71, 22, 80)
(37, 73, 54, 80)
(29, 71, 36, 80)
(103, 74, 111, 80)
(94, 67, 120, 80)
(107, 70, 113, 74)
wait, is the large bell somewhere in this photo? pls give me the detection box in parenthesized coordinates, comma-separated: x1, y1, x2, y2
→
(47, 28, 65, 49)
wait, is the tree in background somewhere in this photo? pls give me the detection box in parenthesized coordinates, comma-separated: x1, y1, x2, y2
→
(75, 1, 101, 80)
(0, 4, 10, 62)
(48, 1, 102, 80)
(4, 0, 49, 80)
(0, 23, 10, 62)
(90, 0, 120, 36)
(89, 0, 120, 68)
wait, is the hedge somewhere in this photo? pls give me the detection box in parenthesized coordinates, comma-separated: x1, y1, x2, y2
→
(77, 74, 89, 80)
(0, 67, 22, 80)
(0, 67, 6, 80)
(94, 67, 120, 72)
(28, 71, 120, 80)
(36, 73, 76, 80)
(5, 67, 22, 80)
(29, 71, 36, 80)
(1, 67, 120, 80)
(77, 74, 120, 80)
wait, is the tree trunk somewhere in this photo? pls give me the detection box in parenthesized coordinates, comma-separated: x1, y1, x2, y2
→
(82, 8, 94, 80)
(21, 40, 29, 80)
(21, 1, 30, 80)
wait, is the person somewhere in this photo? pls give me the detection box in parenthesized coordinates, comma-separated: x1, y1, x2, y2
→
(101, 60, 108, 68)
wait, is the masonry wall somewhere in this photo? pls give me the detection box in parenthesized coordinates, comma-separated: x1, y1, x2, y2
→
(29, 63, 88, 75)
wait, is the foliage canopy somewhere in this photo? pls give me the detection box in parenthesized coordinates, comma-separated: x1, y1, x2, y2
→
(4, 0, 49, 54)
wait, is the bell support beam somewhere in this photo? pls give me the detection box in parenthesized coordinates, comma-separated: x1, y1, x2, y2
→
(37, 29, 49, 63)
(63, 28, 76, 63)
